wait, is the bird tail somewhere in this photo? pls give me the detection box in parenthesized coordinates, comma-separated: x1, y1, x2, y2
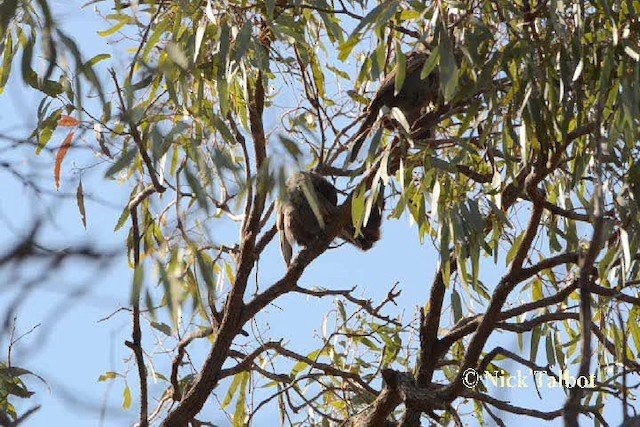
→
(341, 195, 384, 250)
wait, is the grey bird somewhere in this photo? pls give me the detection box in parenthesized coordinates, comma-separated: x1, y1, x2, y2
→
(276, 172, 383, 265)
(349, 50, 439, 162)
(620, 417, 640, 427)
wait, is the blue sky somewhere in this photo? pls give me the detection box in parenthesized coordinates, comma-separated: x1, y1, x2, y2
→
(0, 2, 625, 426)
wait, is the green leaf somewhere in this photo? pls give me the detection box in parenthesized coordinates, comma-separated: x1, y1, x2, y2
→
(143, 18, 171, 62)
(114, 206, 131, 232)
(0, 34, 14, 94)
(218, 78, 229, 116)
(218, 20, 230, 79)
(394, 46, 406, 96)
(451, 289, 462, 322)
(530, 326, 541, 363)
(158, 263, 178, 328)
(209, 114, 236, 146)
(310, 55, 326, 98)
(506, 232, 525, 265)
(532, 280, 543, 301)
(0, 366, 34, 378)
(150, 321, 172, 336)
(196, 252, 216, 293)
(420, 45, 440, 80)
(76, 179, 87, 229)
(234, 21, 252, 63)
(347, 89, 370, 105)
(5, 382, 33, 399)
(337, 36, 361, 62)
(222, 372, 243, 409)
(438, 26, 459, 102)
(83, 53, 111, 69)
(439, 220, 451, 285)
(36, 108, 63, 154)
(545, 334, 556, 366)
(16, 55, 55, 92)
(99, 20, 127, 38)
(351, 183, 367, 234)
(357, 336, 380, 351)
(348, 2, 397, 40)
(98, 372, 119, 382)
(130, 266, 144, 304)
(554, 330, 566, 369)
(105, 147, 139, 177)
(233, 372, 250, 426)
(629, 308, 640, 352)
(337, 300, 347, 322)
(185, 167, 209, 213)
(279, 135, 302, 159)
(327, 64, 349, 80)
(291, 359, 310, 378)
(21, 38, 38, 89)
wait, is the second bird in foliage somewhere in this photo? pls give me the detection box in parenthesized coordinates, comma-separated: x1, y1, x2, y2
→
(349, 50, 439, 162)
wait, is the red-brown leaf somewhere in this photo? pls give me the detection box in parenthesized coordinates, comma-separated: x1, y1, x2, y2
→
(55, 131, 74, 191)
(59, 116, 81, 128)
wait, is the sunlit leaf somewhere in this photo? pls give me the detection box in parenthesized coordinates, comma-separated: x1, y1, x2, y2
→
(122, 385, 132, 410)
(194, 21, 207, 62)
(83, 53, 111, 69)
(98, 20, 127, 38)
(222, 372, 243, 410)
(98, 372, 119, 382)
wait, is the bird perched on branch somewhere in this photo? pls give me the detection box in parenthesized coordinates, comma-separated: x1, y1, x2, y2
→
(620, 416, 640, 427)
(349, 50, 439, 162)
(276, 172, 384, 265)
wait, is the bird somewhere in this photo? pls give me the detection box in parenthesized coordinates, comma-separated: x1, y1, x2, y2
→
(349, 50, 439, 162)
(620, 417, 640, 427)
(276, 172, 384, 265)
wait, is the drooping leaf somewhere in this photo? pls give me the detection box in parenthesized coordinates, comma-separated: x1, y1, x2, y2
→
(54, 132, 74, 191)
(438, 25, 459, 102)
(76, 179, 87, 229)
(394, 46, 406, 96)
(122, 385, 132, 410)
